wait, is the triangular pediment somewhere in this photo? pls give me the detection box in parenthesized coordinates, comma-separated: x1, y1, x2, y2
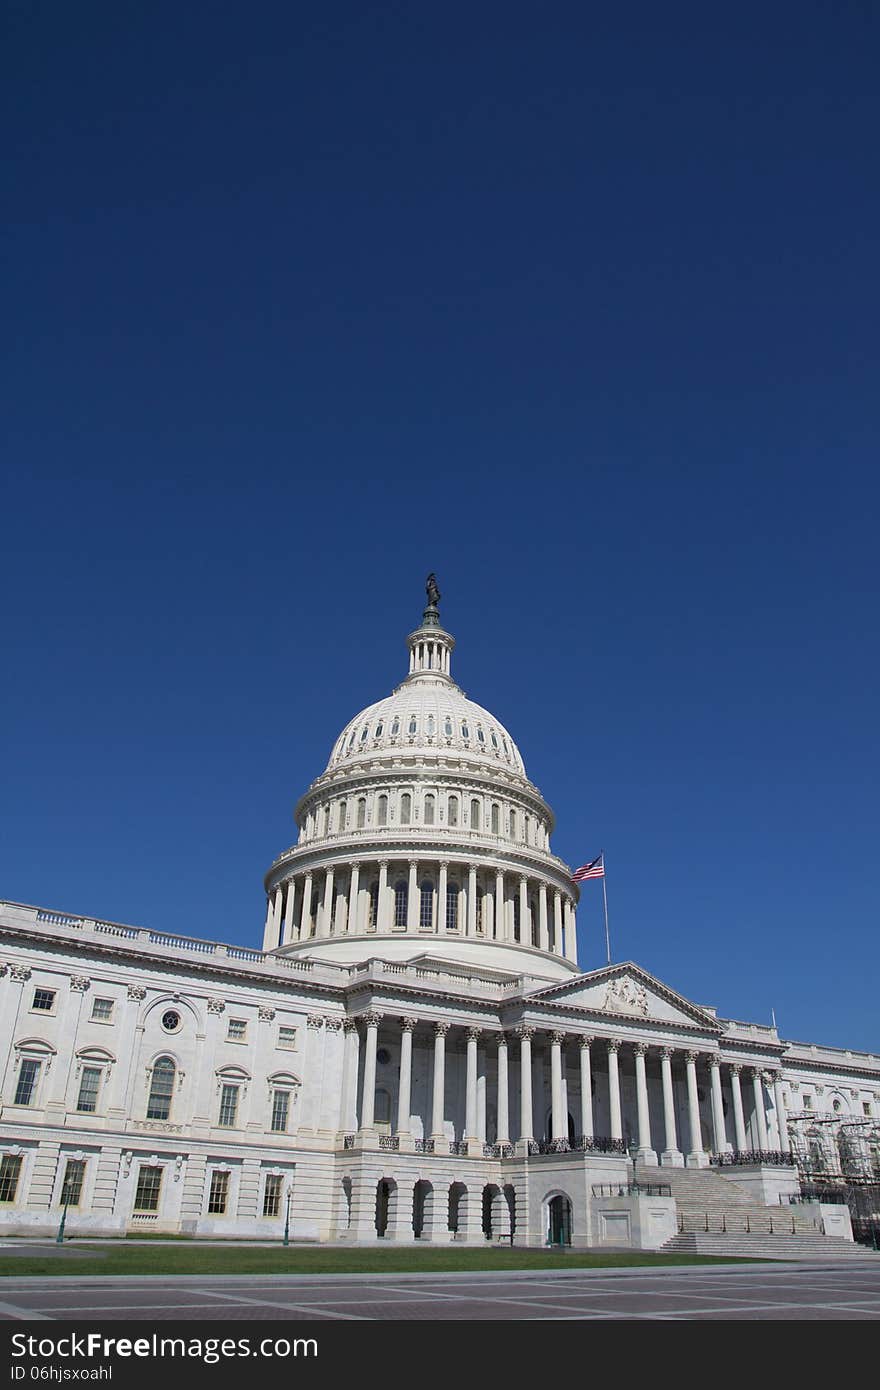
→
(524, 962, 722, 1032)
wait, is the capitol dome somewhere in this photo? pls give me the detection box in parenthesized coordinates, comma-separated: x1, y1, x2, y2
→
(262, 580, 580, 981)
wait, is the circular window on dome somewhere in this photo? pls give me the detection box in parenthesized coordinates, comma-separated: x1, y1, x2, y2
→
(161, 1010, 181, 1033)
(376, 1048, 391, 1065)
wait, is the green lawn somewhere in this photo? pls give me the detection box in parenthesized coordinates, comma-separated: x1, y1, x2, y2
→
(0, 1244, 763, 1277)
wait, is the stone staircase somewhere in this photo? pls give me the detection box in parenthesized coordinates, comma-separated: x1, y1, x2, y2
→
(633, 1162, 878, 1261)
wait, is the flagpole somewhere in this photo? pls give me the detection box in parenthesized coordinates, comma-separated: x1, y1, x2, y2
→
(602, 852, 611, 964)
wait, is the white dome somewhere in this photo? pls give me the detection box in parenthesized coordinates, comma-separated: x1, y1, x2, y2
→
(326, 678, 527, 778)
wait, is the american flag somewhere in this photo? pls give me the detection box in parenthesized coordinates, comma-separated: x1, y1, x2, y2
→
(572, 852, 604, 882)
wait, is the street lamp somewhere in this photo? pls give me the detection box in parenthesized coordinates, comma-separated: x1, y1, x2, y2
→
(56, 1195, 70, 1246)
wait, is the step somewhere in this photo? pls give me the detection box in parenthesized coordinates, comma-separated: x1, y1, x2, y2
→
(663, 1232, 879, 1261)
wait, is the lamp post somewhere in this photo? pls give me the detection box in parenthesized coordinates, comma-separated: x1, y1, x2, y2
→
(283, 1190, 290, 1247)
(56, 1195, 70, 1245)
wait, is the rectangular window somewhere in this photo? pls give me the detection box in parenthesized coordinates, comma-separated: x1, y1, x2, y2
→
(91, 998, 114, 1022)
(32, 989, 55, 1012)
(207, 1170, 229, 1214)
(0, 1155, 23, 1203)
(278, 1026, 297, 1049)
(270, 1090, 290, 1133)
(864, 1102, 872, 1117)
(218, 1084, 239, 1128)
(133, 1165, 162, 1212)
(14, 1059, 41, 1107)
(804, 1095, 813, 1109)
(227, 1019, 247, 1041)
(263, 1174, 283, 1217)
(76, 1066, 102, 1114)
(60, 1159, 86, 1207)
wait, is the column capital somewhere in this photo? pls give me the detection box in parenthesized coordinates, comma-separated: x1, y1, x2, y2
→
(685, 1050, 700, 1064)
(399, 1016, 418, 1033)
(408, 859, 418, 869)
(305, 1013, 324, 1030)
(324, 1017, 343, 1031)
(439, 859, 449, 869)
(465, 1026, 482, 1041)
(553, 888, 562, 901)
(578, 1035, 594, 1050)
(498, 1031, 512, 1048)
(606, 1039, 621, 1054)
(514, 1025, 535, 1042)
(518, 874, 527, 886)
(730, 1062, 742, 1075)
(362, 1011, 383, 1029)
(747, 1066, 762, 1081)
(378, 859, 389, 869)
(69, 976, 91, 992)
(633, 1041, 649, 1057)
(433, 1021, 450, 1038)
(659, 1046, 675, 1061)
(767, 1069, 783, 1083)
(708, 1055, 721, 1071)
(548, 1031, 566, 1046)
(342, 1018, 359, 1033)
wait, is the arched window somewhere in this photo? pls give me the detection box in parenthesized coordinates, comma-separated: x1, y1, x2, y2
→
(347, 730, 356, 749)
(509, 809, 517, 839)
(491, 731, 498, 749)
(322, 805, 330, 835)
(448, 795, 459, 827)
(394, 881, 408, 928)
(477, 726, 485, 743)
(419, 880, 434, 929)
(444, 716, 453, 737)
(408, 715, 417, 735)
(491, 803, 500, 834)
(501, 736, 509, 757)
(446, 883, 460, 931)
(367, 882, 379, 930)
(391, 717, 400, 737)
(525, 815, 531, 845)
(377, 794, 388, 827)
(360, 725, 369, 742)
(357, 798, 367, 829)
(461, 722, 470, 740)
(337, 801, 346, 833)
(147, 1057, 175, 1121)
(426, 714, 435, 735)
(424, 794, 435, 825)
(375, 722, 384, 738)
(470, 799, 481, 831)
(400, 793, 411, 825)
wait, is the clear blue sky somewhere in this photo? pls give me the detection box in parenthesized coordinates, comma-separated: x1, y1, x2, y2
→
(3, 4, 878, 1053)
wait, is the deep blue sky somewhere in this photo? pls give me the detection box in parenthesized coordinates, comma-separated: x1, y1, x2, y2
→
(3, 4, 878, 1052)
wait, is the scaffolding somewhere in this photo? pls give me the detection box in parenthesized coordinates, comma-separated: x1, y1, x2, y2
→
(786, 1113, 880, 1245)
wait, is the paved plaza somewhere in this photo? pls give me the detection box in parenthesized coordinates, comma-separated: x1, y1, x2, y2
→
(1, 1261, 879, 1320)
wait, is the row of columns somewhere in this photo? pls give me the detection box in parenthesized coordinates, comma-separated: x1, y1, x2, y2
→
(348, 1017, 789, 1163)
(264, 865, 578, 961)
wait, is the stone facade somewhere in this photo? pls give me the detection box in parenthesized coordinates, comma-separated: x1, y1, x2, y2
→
(0, 591, 877, 1245)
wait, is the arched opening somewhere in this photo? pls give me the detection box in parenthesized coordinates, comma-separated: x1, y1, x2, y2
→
(341, 1177, 352, 1231)
(413, 1180, 432, 1239)
(424, 794, 435, 825)
(400, 793, 412, 825)
(146, 1057, 176, 1121)
(356, 798, 367, 828)
(503, 1184, 517, 1237)
(448, 1182, 467, 1237)
(491, 803, 500, 834)
(470, 799, 481, 830)
(448, 795, 458, 827)
(337, 801, 346, 832)
(375, 1179, 395, 1238)
(377, 794, 388, 827)
(482, 1184, 500, 1240)
(547, 1194, 573, 1247)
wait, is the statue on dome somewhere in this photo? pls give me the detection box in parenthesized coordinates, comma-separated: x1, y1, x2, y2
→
(425, 573, 441, 608)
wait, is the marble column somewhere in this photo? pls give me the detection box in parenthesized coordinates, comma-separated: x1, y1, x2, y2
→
(685, 1051, 707, 1167)
(347, 863, 360, 934)
(467, 866, 478, 936)
(517, 1026, 534, 1145)
(750, 1068, 769, 1150)
(407, 860, 419, 931)
(634, 1043, 656, 1164)
(396, 1018, 416, 1140)
(553, 891, 563, 954)
(564, 899, 578, 963)
(538, 885, 549, 952)
(341, 1019, 360, 1132)
(319, 868, 334, 938)
(430, 1023, 449, 1148)
(607, 1040, 623, 1142)
(282, 879, 296, 944)
(549, 1032, 566, 1141)
(518, 877, 529, 945)
(730, 1064, 748, 1152)
(272, 885, 284, 943)
(709, 1057, 730, 1154)
(359, 1012, 382, 1133)
(660, 1047, 683, 1166)
(299, 871, 313, 939)
(579, 1037, 594, 1141)
(377, 860, 390, 932)
(465, 1028, 480, 1143)
(497, 1034, 510, 1145)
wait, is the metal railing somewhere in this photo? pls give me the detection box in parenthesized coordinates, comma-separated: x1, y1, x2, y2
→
(528, 1135, 628, 1156)
(592, 1183, 672, 1198)
(710, 1149, 794, 1168)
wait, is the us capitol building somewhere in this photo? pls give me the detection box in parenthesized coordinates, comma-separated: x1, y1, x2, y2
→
(1, 581, 877, 1251)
